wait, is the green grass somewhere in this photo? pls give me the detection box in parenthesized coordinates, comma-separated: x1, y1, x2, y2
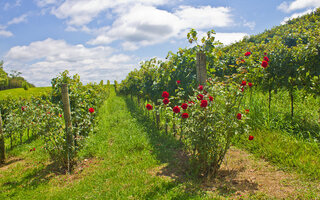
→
(244, 88, 320, 140)
(1, 87, 319, 199)
(233, 88, 320, 180)
(0, 87, 51, 100)
(0, 88, 219, 199)
(234, 128, 320, 180)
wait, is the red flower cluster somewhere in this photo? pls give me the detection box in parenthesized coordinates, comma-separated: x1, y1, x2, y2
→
(244, 52, 251, 56)
(249, 135, 254, 140)
(209, 96, 213, 101)
(237, 113, 242, 120)
(182, 113, 189, 119)
(162, 91, 169, 98)
(245, 109, 249, 114)
(29, 147, 36, 152)
(176, 80, 181, 84)
(173, 106, 180, 113)
(198, 85, 204, 91)
(89, 107, 94, 113)
(197, 94, 204, 100)
(241, 80, 246, 86)
(263, 56, 269, 62)
(59, 114, 62, 117)
(248, 82, 253, 87)
(181, 103, 188, 110)
(163, 98, 169, 105)
(200, 100, 208, 108)
(146, 104, 153, 110)
(261, 60, 268, 68)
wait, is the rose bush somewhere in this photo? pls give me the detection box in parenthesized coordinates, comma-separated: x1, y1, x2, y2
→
(154, 76, 250, 179)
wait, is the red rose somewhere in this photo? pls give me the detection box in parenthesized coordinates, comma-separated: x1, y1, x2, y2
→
(146, 104, 153, 110)
(263, 56, 269, 62)
(248, 82, 253, 87)
(59, 114, 62, 117)
(244, 52, 251, 56)
(30, 149, 32, 152)
(198, 85, 204, 91)
(173, 106, 180, 113)
(237, 113, 242, 120)
(249, 135, 254, 140)
(89, 107, 94, 113)
(163, 98, 169, 105)
(261, 60, 268, 68)
(245, 109, 249, 114)
(209, 96, 213, 101)
(264, 52, 267, 55)
(176, 80, 181, 84)
(181, 113, 189, 119)
(200, 100, 208, 108)
(241, 80, 246, 86)
(197, 94, 204, 100)
(181, 103, 188, 110)
(33, 147, 36, 151)
(162, 91, 169, 98)
(241, 88, 244, 92)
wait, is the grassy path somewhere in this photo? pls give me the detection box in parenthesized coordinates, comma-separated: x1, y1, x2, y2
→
(1, 88, 320, 199)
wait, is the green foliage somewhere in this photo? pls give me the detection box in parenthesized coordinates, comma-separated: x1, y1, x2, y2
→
(0, 70, 110, 171)
(153, 77, 250, 178)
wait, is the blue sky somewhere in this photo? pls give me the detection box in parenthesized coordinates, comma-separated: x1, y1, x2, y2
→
(0, 0, 319, 86)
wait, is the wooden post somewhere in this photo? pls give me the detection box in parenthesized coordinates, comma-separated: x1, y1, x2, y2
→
(61, 84, 73, 173)
(0, 111, 5, 163)
(156, 112, 160, 130)
(196, 52, 207, 85)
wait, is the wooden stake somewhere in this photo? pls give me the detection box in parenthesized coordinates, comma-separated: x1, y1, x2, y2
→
(196, 52, 207, 85)
(61, 83, 73, 173)
(0, 111, 5, 163)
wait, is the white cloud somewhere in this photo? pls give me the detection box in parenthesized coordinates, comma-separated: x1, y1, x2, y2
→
(175, 6, 233, 29)
(281, 9, 314, 24)
(278, 0, 320, 13)
(7, 14, 28, 25)
(87, 4, 182, 48)
(36, 0, 59, 7)
(4, 38, 136, 86)
(51, 0, 170, 26)
(0, 29, 13, 37)
(243, 21, 256, 30)
(215, 32, 248, 45)
(88, 4, 234, 50)
(3, 0, 21, 10)
(194, 31, 248, 46)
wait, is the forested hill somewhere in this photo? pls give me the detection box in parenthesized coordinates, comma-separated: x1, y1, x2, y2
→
(0, 61, 35, 90)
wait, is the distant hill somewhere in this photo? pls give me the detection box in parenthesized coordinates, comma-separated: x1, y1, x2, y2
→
(0, 61, 35, 91)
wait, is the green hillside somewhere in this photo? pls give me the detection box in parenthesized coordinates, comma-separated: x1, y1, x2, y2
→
(0, 87, 51, 100)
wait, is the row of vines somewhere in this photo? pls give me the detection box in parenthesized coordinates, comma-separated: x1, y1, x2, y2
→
(0, 70, 110, 172)
(118, 9, 320, 178)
